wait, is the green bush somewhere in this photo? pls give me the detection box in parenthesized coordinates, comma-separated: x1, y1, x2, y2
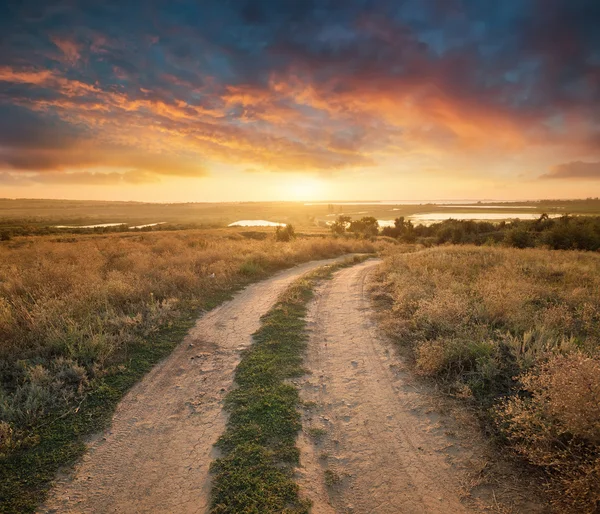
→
(275, 224, 296, 242)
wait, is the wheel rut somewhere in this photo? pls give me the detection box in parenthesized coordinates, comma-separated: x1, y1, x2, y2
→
(297, 260, 491, 513)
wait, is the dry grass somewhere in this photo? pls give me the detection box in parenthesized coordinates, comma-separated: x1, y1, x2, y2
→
(373, 245, 600, 511)
(0, 230, 377, 454)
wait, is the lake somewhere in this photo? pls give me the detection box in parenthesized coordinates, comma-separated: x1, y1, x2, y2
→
(408, 213, 558, 223)
(228, 220, 286, 227)
(55, 222, 167, 229)
(55, 223, 127, 228)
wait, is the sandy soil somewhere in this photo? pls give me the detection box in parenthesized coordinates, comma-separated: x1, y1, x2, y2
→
(296, 259, 544, 514)
(39, 256, 352, 514)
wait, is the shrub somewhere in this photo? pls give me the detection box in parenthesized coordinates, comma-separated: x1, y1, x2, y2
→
(348, 217, 379, 237)
(497, 353, 600, 512)
(504, 227, 533, 248)
(374, 245, 600, 509)
(275, 224, 296, 242)
(0, 421, 15, 458)
(382, 214, 600, 252)
(330, 215, 351, 235)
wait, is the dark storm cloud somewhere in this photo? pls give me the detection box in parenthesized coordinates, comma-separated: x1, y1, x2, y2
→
(0, 0, 599, 182)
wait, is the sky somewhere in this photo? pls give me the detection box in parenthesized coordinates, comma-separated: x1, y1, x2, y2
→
(0, 0, 599, 202)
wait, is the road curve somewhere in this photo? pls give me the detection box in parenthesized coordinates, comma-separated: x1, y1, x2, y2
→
(40, 256, 355, 514)
(296, 260, 476, 513)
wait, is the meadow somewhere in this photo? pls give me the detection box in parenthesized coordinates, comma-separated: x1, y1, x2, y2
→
(373, 245, 600, 511)
(2, 197, 600, 239)
(2, 198, 600, 512)
(0, 228, 378, 511)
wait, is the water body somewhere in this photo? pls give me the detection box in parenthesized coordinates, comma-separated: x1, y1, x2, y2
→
(55, 222, 167, 229)
(54, 223, 127, 229)
(130, 222, 167, 229)
(408, 213, 558, 222)
(329, 215, 550, 228)
(228, 220, 286, 227)
(375, 212, 561, 227)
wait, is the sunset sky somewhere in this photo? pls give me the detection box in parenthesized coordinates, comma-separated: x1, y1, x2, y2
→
(0, 0, 599, 202)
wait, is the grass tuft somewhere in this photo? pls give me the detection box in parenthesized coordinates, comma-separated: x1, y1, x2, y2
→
(324, 469, 342, 487)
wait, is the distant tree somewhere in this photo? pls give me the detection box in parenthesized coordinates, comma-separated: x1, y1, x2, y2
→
(330, 215, 351, 235)
(504, 227, 533, 248)
(348, 216, 379, 237)
(275, 224, 296, 242)
(394, 217, 416, 242)
(533, 213, 554, 232)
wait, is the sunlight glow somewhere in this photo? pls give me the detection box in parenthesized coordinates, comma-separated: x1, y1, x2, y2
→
(281, 177, 327, 201)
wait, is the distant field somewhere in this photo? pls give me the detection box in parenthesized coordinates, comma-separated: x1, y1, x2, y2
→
(1, 198, 600, 235)
(2, 198, 600, 511)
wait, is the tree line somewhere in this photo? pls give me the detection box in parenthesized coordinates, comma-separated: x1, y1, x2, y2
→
(331, 214, 600, 251)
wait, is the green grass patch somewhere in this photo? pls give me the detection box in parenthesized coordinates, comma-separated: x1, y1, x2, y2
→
(0, 301, 205, 514)
(210, 256, 368, 514)
(307, 427, 327, 440)
(324, 469, 342, 487)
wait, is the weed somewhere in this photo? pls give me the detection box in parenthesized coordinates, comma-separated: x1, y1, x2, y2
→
(324, 469, 341, 487)
(307, 427, 328, 439)
(374, 245, 600, 510)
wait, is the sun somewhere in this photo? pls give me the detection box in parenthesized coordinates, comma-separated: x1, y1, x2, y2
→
(284, 177, 326, 201)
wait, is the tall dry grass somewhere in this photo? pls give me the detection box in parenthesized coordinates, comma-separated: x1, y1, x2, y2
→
(373, 245, 600, 511)
(0, 230, 376, 454)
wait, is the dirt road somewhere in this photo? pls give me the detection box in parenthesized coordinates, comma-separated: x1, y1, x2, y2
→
(40, 256, 353, 514)
(296, 260, 540, 513)
(42, 256, 541, 514)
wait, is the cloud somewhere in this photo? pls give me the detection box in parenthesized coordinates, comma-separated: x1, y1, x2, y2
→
(0, 170, 161, 186)
(541, 161, 600, 180)
(0, 142, 207, 177)
(50, 36, 82, 64)
(0, 0, 599, 186)
(0, 105, 207, 177)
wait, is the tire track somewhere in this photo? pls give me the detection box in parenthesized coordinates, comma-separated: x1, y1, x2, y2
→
(297, 260, 477, 513)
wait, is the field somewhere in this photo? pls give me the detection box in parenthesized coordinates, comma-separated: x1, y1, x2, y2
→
(373, 245, 600, 511)
(0, 228, 378, 512)
(2, 200, 600, 512)
(2, 198, 600, 237)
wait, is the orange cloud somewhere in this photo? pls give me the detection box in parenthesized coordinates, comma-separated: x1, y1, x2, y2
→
(0, 67, 55, 85)
(50, 36, 82, 65)
(0, 170, 161, 186)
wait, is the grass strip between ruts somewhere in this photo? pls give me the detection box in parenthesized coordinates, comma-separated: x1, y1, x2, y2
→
(209, 255, 369, 513)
